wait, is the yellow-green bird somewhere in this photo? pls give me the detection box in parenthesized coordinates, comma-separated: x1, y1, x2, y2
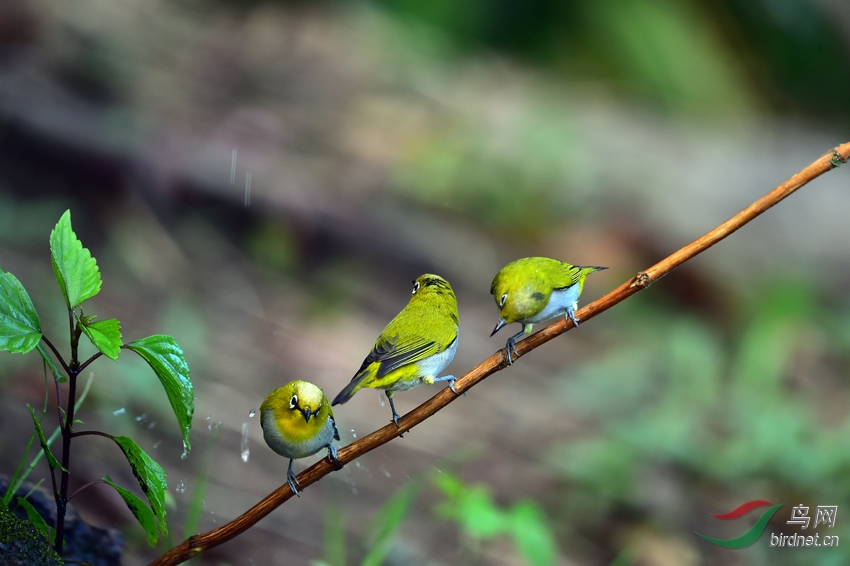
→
(332, 274, 459, 427)
(260, 380, 340, 496)
(490, 257, 606, 364)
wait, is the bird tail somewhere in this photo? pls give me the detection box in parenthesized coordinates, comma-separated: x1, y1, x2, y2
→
(581, 266, 608, 275)
(331, 365, 374, 406)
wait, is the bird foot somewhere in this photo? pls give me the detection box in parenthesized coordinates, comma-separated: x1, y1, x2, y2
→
(287, 472, 302, 497)
(327, 444, 342, 470)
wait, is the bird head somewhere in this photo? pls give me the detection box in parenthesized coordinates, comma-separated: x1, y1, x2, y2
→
(408, 274, 458, 319)
(261, 380, 327, 431)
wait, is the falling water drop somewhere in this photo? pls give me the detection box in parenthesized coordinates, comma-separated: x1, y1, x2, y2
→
(113, 408, 125, 416)
(378, 393, 385, 407)
(351, 429, 357, 439)
(153, 440, 162, 449)
(248, 409, 256, 418)
(135, 413, 148, 424)
(175, 479, 187, 493)
(241, 422, 250, 462)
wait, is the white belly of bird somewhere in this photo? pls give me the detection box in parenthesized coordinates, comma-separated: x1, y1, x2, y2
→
(261, 410, 336, 460)
(387, 335, 458, 392)
(523, 285, 580, 324)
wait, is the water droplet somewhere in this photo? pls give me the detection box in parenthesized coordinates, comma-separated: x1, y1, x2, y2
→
(147, 421, 157, 430)
(355, 462, 361, 468)
(206, 414, 211, 420)
(378, 394, 385, 407)
(181, 442, 189, 460)
(175, 479, 186, 493)
(351, 429, 357, 439)
(380, 465, 391, 478)
(153, 440, 162, 449)
(135, 413, 148, 424)
(112, 408, 125, 416)
(248, 409, 256, 418)
(241, 422, 250, 462)
(244, 171, 252, 207)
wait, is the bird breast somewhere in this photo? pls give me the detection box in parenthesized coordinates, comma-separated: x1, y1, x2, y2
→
(262, 410, 336, 460)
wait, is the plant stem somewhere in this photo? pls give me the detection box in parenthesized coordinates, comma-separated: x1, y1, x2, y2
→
(54, 311, 83, 555)
(68, 480, 106, 501)
(78, 352, 103, 374)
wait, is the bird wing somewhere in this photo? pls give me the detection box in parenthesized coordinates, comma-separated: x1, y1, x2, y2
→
(552, 263, 583, 290)
(359, 334, 443, 378)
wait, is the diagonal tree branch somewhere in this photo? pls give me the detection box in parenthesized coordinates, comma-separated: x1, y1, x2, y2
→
(150, 142, 850, 566)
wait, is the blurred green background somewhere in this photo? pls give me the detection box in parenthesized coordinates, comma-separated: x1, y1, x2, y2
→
(1, 0, 850, 564)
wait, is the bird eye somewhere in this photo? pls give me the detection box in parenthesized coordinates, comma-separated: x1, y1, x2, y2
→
(289, 394, 298, 409)
(412, 281, 420, 294)
(500, 293, 507, 308)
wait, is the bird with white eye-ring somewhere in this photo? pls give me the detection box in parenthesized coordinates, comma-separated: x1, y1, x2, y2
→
(260, 380, 340, 496)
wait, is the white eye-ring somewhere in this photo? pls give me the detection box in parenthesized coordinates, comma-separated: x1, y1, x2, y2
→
(289, 394, 298, 409)
(500, 293, 508, 308)
(412, 281, 420, 294)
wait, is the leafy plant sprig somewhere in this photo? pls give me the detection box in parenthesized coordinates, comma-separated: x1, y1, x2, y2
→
(0, 210, 194, 555)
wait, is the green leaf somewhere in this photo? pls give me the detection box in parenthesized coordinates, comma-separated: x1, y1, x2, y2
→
(126, 335, 193, 455)
(15, 497, 55, 545)
(26, 405, 66, 473)
(49, 210, 101, 309)
(101, 475, 159, 546)
(511, 502, 557, 566)
(112, 436, 168, 536)
(0, 269, 42, 353)
(81, 318, 122, 361)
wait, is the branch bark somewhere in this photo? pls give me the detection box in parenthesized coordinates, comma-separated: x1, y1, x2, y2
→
(150, 142, 850, 566)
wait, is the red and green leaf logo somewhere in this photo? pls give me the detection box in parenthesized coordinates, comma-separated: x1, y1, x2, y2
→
(695, 500, 784, 548)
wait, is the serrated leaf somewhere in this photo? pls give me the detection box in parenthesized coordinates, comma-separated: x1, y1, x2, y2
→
(112, 436, 168, 536)
(27, 405, 66, 473)
(49, 210, 101, 309)
(127, 335, 193, 455)
(81, 318, 122, 361)
(0, 269, 42, 353)
(16, 497, 55, 545)
(101, 476, 158, 547)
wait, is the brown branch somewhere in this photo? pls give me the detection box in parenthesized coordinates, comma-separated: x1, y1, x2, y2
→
(150, 142, 850, 566)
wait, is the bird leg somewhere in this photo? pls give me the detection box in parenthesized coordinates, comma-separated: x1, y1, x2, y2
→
(505, 330, 524, 365)
(326, 443, 342, 470)
(566, 306, 580, 327)
(433, 375, 462, 395)
(287, 459, 302, 497)
(386, 391, 402, 429)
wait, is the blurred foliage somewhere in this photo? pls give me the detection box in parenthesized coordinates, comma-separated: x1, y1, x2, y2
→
(549, 283, 850, 565)
(372, 0, 850, 122)
(433, 472, 559, 566)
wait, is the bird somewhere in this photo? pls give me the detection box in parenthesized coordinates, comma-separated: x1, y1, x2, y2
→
(260, 380, 341, 496)
(490, 257, 606, 364)
(332, 274, 459, 428)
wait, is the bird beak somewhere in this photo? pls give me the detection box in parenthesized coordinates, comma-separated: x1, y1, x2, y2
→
(490, 318, 506, 337)
(301, 407, 313, 423)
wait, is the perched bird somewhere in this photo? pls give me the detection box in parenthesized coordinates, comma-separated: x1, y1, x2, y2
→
(260, 380, 341, 496)
(490, 257, 606, 364)
(332, 274, 459, 427)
